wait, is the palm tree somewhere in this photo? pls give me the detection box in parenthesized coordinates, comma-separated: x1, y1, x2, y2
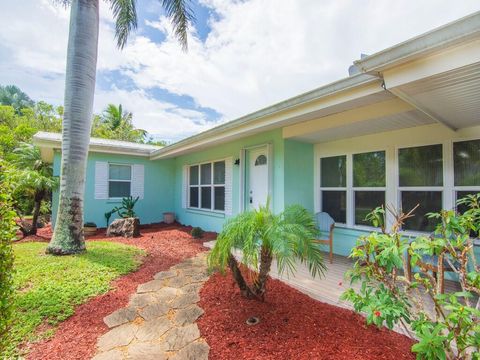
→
(47, 0, 194, 255)
(0, 85, 35, 113)
(96, 103, 147, 142)
(208, 203, 327, 300)
(10, 143, 58, 236)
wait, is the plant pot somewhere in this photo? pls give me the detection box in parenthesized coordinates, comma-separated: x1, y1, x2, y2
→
(163, 212, 175, 224)
(84, 226, 97, 236)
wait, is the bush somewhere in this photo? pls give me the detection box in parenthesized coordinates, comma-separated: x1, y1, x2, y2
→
(191, 227, 204, 239)
(0, 177, 17, 353)
(342, 196, 480, 359)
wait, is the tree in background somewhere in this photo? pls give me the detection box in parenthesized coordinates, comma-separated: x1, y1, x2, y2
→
(48, 0, 193, 255)
(0, 85, 34, 114)
(91, 104, 147, 143)
(7, 143, 58, 236)
(0, 166, 16, 353)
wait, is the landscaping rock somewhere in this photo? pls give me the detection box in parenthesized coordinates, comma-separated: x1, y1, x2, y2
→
(104, 307, 137, 328)
(139, 302, 169, 320)
(97, 323, 137, 351)
(129, 293, 155, 308)
(136, 317, 172, 341)
(170, 341, 209, 360)
(174, 305, 204, 326)
(154, 270, 177, 280)
(165, 324, 200, 351)
(171, 293, 200, 309)
(107, 217, 140, 238)
(127, 342, 167, 360)
(92, 348, 124, 360)
(137, 279, 164, 293)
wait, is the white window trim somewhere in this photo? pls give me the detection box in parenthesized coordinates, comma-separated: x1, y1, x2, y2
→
(316, 137, 480, 235)
(108, 163, 132, 199)
(187, 158, 227, 213)
(319, 150, 386, 230)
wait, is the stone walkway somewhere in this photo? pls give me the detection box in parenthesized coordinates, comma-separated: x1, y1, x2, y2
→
(92, 253, 210, 360)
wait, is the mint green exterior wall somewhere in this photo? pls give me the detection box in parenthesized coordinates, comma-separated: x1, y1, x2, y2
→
(52, 151, 175, 228)
(284, 139, 314, 212)
(172, 129, 285, 232)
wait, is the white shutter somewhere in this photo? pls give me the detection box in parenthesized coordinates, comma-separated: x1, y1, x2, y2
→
(182, 165, 188, 208)
(224, 157, 233, 215)
(94, 161, 109, 199)
(131, 164, 144, 199)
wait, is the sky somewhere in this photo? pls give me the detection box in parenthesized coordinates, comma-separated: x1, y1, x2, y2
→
(0, 0, 479, 143)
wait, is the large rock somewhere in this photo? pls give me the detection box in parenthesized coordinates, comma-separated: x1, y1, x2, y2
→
(107, 217, 140, 238)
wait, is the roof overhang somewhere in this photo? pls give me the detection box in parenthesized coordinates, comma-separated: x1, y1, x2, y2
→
(354, 11, 480, 74)
(33, 132, 161, 162)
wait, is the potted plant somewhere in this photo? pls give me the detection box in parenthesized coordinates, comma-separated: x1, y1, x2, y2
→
(84, 222, 97, 236)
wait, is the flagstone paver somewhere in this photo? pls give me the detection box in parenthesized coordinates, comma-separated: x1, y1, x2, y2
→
(93, 252, 210, 360)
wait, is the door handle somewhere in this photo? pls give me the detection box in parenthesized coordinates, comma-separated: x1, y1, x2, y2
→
(249, 196, 253, 204)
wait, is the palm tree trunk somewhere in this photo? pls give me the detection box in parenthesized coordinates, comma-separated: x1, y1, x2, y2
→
(253, 246, 273, 300)
(227, 254, 256, 299)
(47, 0, 99, 255)
(29, 190, 45, 236)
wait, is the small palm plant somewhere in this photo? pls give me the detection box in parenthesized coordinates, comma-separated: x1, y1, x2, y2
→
(208, 202, 326, 300)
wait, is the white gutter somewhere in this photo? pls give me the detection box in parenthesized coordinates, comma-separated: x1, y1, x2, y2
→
(355, 11, 480, 73)
(33, 132, 161, 159)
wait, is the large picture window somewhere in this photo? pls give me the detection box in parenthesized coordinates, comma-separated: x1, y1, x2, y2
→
(398, 144, 443, 232)
(189, 160, 225, 211)
(108, 164, 131, 198)
(320, 155, 346, 223)
(454, 139, 480, 215)
(353, 151, 385, 226)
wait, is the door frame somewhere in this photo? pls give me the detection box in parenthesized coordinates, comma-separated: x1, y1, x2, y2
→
(239, 143, 273, 212)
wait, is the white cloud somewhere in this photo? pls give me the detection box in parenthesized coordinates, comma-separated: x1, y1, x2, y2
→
(122, 0, 480, 121)
(0, 0, 479, 142)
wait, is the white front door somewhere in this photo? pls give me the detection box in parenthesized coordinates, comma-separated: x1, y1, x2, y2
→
(248, 147, 269, 209)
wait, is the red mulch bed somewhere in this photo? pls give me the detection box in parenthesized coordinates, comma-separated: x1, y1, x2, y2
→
(198, 272, 416, 360)
(22, 223, 214, 360)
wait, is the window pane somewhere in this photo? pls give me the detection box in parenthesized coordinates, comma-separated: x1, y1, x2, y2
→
(255, 155, 267, 166)
(322, 190, 346, 223)
(401, 191, 442, 232)
(353, 151, 385, 187)
(355, 191, 385, 226)
(109, 181, 130, 198)
(454, 140, 480, 186)
(399, 145, 443, 186)
(189, 187, 199, 207)
(201, 187, 212, 209)
(189, 165, 199, 185)
(214, 187, 225, 211)
(201, 163, 211, 185)
(109, 164, 131, 180)
(321, 156, 346, 187)
(456, 191, 479, 238)
(214, 161, 225, 184)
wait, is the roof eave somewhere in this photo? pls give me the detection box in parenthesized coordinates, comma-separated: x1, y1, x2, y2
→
(150, 73, 381, 159)
(354, 11, 480, 73)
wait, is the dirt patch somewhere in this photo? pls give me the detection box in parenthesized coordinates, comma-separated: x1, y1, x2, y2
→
(198, 272, 416, 360)
(24, 223, 214, 360)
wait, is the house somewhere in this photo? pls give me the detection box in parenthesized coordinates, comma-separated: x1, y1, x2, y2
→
(34, 12, 480, 259)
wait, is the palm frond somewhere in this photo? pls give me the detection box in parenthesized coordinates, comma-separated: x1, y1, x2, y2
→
(110, 0, 138, 49)
(161, 0, 195, 51)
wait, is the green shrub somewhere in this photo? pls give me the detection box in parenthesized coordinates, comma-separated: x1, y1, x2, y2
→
(190, 227, 204, 239)
(0, 177, 17, 353)
(342, 196, 480, 360)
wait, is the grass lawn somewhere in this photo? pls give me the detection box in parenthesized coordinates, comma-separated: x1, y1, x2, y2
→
(7, 241, 145, 358)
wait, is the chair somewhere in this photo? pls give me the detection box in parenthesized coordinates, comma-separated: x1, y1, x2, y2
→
(313, 212, 335, 264)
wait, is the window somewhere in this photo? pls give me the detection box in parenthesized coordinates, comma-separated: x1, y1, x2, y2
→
(255, 155, 267, 166)
(320, 155, 346, 223)
(353, 151, 385, 226)
(109, 164, 131, 198)
(189, 160, 225, 211)
(398, 144, 443, 232)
